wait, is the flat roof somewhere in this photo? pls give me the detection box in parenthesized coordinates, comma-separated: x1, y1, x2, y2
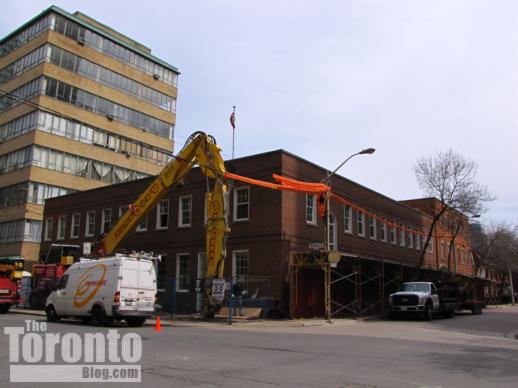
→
(0, 5, 180, 74)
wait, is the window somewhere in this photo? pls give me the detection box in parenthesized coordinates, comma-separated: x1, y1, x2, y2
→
(85, 210, 95, 237)
(427, 237, 434, 253)
(101, 208, 112, 234)
(380, 221, 387, 242)
(441, 241, 446, 260)
(118, 205, 129, 219)
(344, 205, 352, 234)
(176, 253, 190, 292)
(44, 217, 53, 241)
(156, 254, 166, 291)
(234, 187, 250, 221)
(136, 214, 148, 232)
(70, 213, 80, 239)
(329, 213, 337, 250)
(407, 227, 413, 248)
(357, 211, 365, 237)
(415, 233, 421, 250)
(233, 250, 249, 285)
(57, 215, 66, 240)
(390, 222, 397, 244)
(368, 216, 376, 240)
(306, 194, 316, 225)
(156, 199, 169, 230)
(178, 195, 192, 227)
(399, 224, 405, 247)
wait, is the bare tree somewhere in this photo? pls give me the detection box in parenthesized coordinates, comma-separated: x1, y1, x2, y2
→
(414, 149, 493, 274)
(472, 223, 518, 302)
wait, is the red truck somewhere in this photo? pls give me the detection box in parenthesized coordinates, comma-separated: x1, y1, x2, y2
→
(0, 257, 25, 313)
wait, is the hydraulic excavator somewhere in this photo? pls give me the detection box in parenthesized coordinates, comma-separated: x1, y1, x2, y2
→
(93, 131, 229, 318)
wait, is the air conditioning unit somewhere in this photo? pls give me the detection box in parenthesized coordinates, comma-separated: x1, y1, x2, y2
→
(153, 73, 160, 80)
(106, 114, 114, 121)
(77, 36, 86, 45)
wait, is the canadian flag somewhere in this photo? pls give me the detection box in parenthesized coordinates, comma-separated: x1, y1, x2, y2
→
(230, 111, 235, 129)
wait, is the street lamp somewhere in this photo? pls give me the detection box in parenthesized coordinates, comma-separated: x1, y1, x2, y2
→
(323, 147, 375, 321)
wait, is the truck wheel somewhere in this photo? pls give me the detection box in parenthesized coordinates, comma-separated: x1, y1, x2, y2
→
(443, 309, 455, 318)
(46, 305, 60, 322)
(91, 306, 108, 326)
(126, 318, 146, 327)
(472, 304, 483, 315)
(0, 304, 10, 314)
(388, 311, 396, 320)
(424, 305, 433, 321)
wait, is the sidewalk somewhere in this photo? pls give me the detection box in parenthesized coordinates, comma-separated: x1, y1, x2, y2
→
(9, 306, 357, 328)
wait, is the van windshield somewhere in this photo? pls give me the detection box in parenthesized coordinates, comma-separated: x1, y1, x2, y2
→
(401, 283, 430, 292)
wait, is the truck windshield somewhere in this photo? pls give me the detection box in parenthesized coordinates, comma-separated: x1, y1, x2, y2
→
(401, 283, 430, 292)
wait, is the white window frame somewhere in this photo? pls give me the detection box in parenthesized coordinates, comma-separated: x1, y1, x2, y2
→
(232, 249, 249, 284)
(44, 217, 53, 241)
(427, 236, 434, 253)
(57, 215, 66, 240)
(305, 194, 317, 225)
(118, 205, 129, 218)
(101, 208, 112, 234)
(136, 214, 148, 232)
(156, 199, 169, 230)
(343, 205, 352, 234)
(70, 213, 80, 239)
(85, 210, 95, 237)
(399, 224, 405, 247)
(176, 252, 190, 292)
(380, 221, 387, 242)
(407, 227, 414, 248)
(233, 186, 250, 222)
(368, 216, 377, 240)
(390, 222, 397, 245)
(178, 195, 192, 227)
(415, 232, 421, 250)
(357, 211, 365, 237)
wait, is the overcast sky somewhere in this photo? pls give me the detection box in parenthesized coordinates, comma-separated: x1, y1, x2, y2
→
(2, 0, 517, 225)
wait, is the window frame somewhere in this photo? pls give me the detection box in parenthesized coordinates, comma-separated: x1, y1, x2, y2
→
(85, 210, 95, 237)
(175, 252, 190, 292)
(70, 213, 80, 239)
(343, 205, 352, 234)
(368, 216, 377, 240)
(44, 217, 53, 241)
(357, 211, 365, 237)
(156, 199, 169, 230)
(233, 186, 250, 222)
(57, 215, 66, 240)
(306, 194, 317, 226)
(232, 249, 249, 284)
(380, 221, 387, 242)
(178, 195, 192, 227)
(101, 208, 112, 234)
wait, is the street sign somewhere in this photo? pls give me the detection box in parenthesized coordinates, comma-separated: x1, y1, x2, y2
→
(308, 242, 325, 250)
(212, 278, 226, 303)
(83, 242, 91, 255)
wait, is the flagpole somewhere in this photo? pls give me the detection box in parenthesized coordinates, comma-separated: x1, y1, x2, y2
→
(231, 105, 236, 159)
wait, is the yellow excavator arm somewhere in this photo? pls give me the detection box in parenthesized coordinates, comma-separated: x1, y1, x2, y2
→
(96, 131, 229, 318)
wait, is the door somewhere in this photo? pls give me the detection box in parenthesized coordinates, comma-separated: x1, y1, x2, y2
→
(196, 253, 207, 313)
(430, 284, 440, 310)
(136, 260, 156, 313)
(52, 274, 69, 315)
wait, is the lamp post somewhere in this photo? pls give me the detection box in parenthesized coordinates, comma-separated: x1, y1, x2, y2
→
(323, 147, 375, 321)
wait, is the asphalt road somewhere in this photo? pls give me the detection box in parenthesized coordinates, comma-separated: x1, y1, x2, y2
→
(1, 306, 518, 388)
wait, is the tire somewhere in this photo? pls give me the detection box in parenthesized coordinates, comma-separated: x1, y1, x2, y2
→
(91, 305, 108, 326)
(423, 305, 433, 321)
(443, 309, 455, 318)
(46, 305, 60, 322)
(388, 310, 396, 320)
(472, 304, 483, 315)
(126, 317, 146, 327)
(0, 304, 10, 314)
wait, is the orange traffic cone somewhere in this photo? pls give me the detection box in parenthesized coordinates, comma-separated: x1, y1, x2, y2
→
(155, 316, 161, 332)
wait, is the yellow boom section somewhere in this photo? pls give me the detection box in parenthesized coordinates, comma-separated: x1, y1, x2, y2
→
(100, 132, 227, 256)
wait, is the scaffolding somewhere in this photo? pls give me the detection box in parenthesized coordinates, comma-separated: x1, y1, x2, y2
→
(289, 251, 463, 319)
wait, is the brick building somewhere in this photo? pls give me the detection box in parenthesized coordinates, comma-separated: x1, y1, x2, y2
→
(0, 6, 178, 263)
(40, 149, 478, 317)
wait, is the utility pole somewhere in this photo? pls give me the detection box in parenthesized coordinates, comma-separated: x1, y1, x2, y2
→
(509, 268, 515, 305)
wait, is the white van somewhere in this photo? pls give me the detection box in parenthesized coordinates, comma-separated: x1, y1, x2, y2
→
(45, 254, 157, 326)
